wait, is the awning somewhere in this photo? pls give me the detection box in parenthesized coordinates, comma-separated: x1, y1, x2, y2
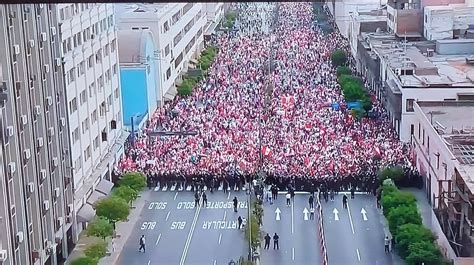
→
(86, 191, 106, 206)
(76, 204, 95, 223)
(96, 178, 114, 196)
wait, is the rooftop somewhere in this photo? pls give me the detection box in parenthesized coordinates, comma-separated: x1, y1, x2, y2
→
(115, 3, 175, 20)
(417, 101, 474, 190)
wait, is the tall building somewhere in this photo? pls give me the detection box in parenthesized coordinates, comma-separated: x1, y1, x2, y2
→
(0, 4, 74, 265)
(116, 3, 207, 105)
(56, 3, 126, 238)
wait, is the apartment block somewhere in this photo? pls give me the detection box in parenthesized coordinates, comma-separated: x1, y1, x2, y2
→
(56, 3, 126, 237)
(0, 4, 74, 265)
(116, 3, 207, 104)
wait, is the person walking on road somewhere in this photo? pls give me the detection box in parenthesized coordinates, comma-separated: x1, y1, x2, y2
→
(351, 186, 355, 199)
(264, 233, 271, 249)
(233, 196, 238, 212)
(202, 191, 208, 208)
(385, 236, 391, 253)
(273, 233, 279, 250)
(138, 235, 146, 253)
(308, 195, 314, 209)
(238, 216, 243, 229)
(194, 191, 200, 207)
(330, 189, 335, 202)
(285, 192, 291, 207)
(310, 207, 315, 220)
(342, 194, 348, 209)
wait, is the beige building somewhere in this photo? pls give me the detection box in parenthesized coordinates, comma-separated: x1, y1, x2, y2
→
(0, 4, 74, 265)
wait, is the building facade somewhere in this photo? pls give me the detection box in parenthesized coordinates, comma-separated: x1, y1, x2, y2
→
(116, 3, 207, 104)
(56, 3, 126, 238)
(0, 4, 74, 265)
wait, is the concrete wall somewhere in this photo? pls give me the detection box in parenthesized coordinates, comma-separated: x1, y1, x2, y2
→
(436, 39, 474, 54)
(396, 9, 423, 34)
(421, 0, 466, 7)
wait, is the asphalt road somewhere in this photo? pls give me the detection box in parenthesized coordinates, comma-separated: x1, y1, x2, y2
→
(322, 192, 394, 265)
(260, 192, 321, 265)
(117, 186, 248, 265)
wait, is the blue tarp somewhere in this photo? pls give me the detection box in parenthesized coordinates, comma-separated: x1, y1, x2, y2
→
(331, 103, 340, 110)
(347, 101, 362, 110)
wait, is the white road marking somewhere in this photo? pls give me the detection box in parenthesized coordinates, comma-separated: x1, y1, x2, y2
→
(223, 211, 227, 221)
(218, 233, 222, 244)
(162, 185, 168, 192)
(361, 208, 368, 221)
(166, 211, 171, 221)
(291, 200, 294, 234)
(347, 201, 355, 234)
(213, 260, 217, 265)
(179, 198, 202, 265)
(292, 247, 295, 260)
(227, 191, 231, 200)
(147, 261, 151, 265)
(275, 207, 281, 221)
(155, 234, 161, 245)
(174, 192, 178, 201)
(356, 248, 361, 261)
(170, 185, 176, 191)
(333, 208, 339, 221)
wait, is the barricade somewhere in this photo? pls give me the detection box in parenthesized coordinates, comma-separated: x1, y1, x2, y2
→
(316, 190, 329, 265)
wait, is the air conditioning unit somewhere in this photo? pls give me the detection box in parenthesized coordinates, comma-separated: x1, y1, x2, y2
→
(52, 157, 58, 167)
(67, 204, 73, 215)
(29, 40, 35, 48)
(42, 200, 50, 211)
(44, 64, 50, 73)
(56, 217, 63, 227)
(8, 162, 16, 174)
(40, 32, 47, 42)
(20, 115, 27, 125)
(16, 232, 24, 244)
(40, 169, 46, 181)
(24, 149, 31, 160)
(54, 188, 60, 198)
(48, 127, 54, 137)
(50, 27, 56, 36)
(55, 58, 61, 66)
(27, 182, 35, 194)
(0, 249, 7, 262)
(60, 118, 66, 127)
(6, 126, 14, 136)
(13, 45, 20, 55)
(34, 105, 41, 116)
(46, 96, 52, 106)
(37, 137, 44, 147)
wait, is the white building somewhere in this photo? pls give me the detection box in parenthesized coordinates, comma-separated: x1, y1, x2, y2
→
(115, 3, 207, 105)
(204, 3, 225, 33)
(56, 3, 127, 237)
(412, 100, 474, 258)
(371, 38, 474, 142)
(424, 4, 474, 40)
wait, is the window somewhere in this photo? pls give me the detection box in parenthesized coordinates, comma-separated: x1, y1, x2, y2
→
(93, 136, 99, 150)
(197, 27, 203, 38)
(99, 102, 106, 117)
(69, 98, 77, 114)
(91, 110, 98, 124)
(422, 129, 425, 145)
(89, 82, 95, 97)
(60, 8, 65, 20)
(112, 64, 118, 75)
(79, 89, 87, 105)
(166, 67, 171, 80)
(98, 75, 104, 91)
(67, 68, 75, 84)
(107, 95, 112, 107)
(96, 49, 102, 64)
(105, 69, 111, 82)
(163, 21, 170, 33)
(87, 55, 94, 69)
(78, 61, 85, 77)
(406, 99, 414, 112)
(74, 156, 82, 172)
(175, 52, 183, 68)
(172, 11, 180, 25)
(410, 124, 414, 136)
(114, 88, 119, 99)
(72, 127, 80, 143)
(84, 146, 91, 161)
(436, 154, 440, 169)
(111, 39, 116, 52)
(104, 44, 109, 57)
(81, 118, 89, 134)
(165, 44, 170, 56)
(174, 32, 182, 47)
(418, 123, 421, 139)
(62, 40, 68, 54)
(425, 14, 427, 23)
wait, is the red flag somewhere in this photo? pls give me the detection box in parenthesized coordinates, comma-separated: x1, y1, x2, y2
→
(262, 146, 273, 157)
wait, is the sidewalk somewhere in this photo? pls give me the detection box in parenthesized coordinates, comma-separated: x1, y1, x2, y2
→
(98, 190, 152, 265)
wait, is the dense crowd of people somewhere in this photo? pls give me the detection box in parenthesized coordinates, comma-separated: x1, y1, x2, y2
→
(119, 2, 414, 192)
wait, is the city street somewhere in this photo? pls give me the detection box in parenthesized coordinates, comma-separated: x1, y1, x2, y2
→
(116, 186, 248, 265)
(322, 192, 394, 265)
(260, 192, 321, 265)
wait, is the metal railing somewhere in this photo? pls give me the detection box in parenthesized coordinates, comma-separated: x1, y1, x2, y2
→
(316, 189, 329, 265)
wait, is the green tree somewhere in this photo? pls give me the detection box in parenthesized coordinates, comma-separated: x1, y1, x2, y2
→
(95, 197, 130, 227)
(118, 172, 146, 192)
(379, 166, 405, 184)
(86, 217, 114, 240)
(113, 185, 138, 205)
(336, 66, 352, 77)
(245, 214, 261, 249)
(70, 256, 97, 265)
(84, 242, 108, 260)
(387, 205, 422, 237)
(395, 223, 437, 258)
(331, 50, 347, 67)
(405, 241, 444, 265)
(381, 190, 417, 216)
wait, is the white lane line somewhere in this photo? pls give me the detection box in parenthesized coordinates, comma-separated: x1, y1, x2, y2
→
(292, 247, 295, 260)
(179, 198, 202, 265)
(213, 260, 217, 265)
(156, 234, 161, 245)
(223, 211, 227, 221)
(166, 211, 171, 221)
(291, 199, 294, 234)
(356, 248, 361, 261)
(174, 192, 178, 200)
(147, 261, 151, 265)
(346, 200, 356, 234)
(227, 191, 231, 200)
(218, 233, 222, 244)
